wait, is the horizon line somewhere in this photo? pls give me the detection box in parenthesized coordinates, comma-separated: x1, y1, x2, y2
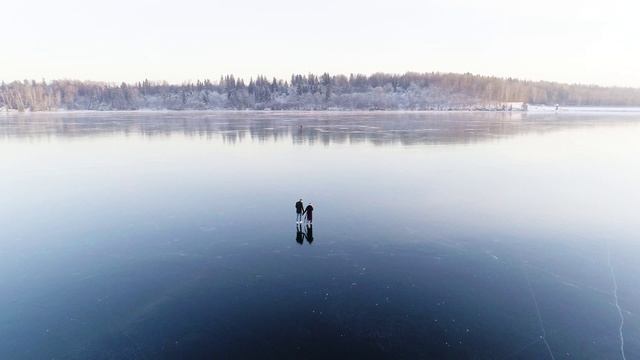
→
(3, 71, 639, 90)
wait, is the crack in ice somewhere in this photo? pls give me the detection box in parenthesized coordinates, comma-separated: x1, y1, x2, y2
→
(524, 269, 556, 360)
(607, 243, 627, 360)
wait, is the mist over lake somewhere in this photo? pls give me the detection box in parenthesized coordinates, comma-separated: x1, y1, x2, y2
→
(1, 111, 639, 359)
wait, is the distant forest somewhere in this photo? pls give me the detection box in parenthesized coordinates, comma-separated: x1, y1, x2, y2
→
(2, 72, 640, 111)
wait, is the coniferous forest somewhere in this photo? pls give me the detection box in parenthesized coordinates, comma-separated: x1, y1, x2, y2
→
(2, 72, 640, 111)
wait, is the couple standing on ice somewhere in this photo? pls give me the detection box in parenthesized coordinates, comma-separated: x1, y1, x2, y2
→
(295, 199, 314, 224)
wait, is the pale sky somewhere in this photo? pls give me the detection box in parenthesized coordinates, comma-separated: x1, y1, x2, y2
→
(2, 0, 639, 87)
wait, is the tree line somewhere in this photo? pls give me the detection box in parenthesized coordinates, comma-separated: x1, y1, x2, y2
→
(2, 72, 640, 111)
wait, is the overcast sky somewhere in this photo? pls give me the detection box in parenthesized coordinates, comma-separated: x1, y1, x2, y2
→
(2, 0, 638, 86)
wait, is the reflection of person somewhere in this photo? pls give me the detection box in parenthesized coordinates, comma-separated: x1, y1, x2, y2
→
(303, 203, 314, 224)
(296, 224, 304, 245)
(295, 199, 304, 224)
(304, 224, 314, 244)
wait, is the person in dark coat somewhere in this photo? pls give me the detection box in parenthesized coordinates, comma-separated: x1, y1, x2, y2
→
(303, 203, 314, 224)
(295, 199, 304, 224)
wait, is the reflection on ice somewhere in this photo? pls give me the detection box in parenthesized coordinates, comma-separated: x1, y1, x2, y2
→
(2, 111, 640, 145)
(0, 111, 639, 359)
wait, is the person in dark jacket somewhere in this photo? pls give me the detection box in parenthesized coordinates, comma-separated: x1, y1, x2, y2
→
(303, 203, 314, 224)
(295, 199, 304, 223)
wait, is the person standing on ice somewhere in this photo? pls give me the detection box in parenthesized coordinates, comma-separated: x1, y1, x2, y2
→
(303, 203, 314, 224)
(295, 199, 304, 224)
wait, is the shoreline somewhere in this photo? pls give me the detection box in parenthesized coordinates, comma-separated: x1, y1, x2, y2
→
(3, 106, 640, 115)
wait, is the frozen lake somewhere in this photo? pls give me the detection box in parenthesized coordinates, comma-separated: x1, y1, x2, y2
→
(1, 111, 639, 359)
